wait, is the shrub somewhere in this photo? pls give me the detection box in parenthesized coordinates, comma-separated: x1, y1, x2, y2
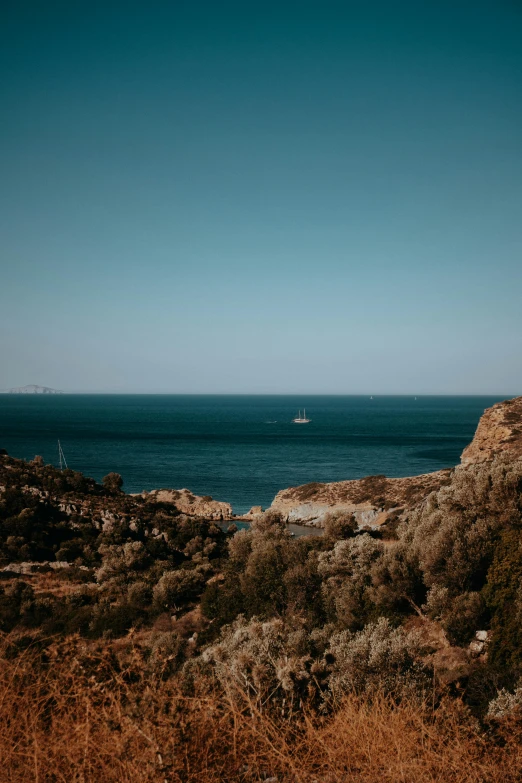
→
(153, 569, 206, 611)
(127, 580, 153, 610)
(318, 534, 384, 629)
(323, 510, 358, 540)
(488, 681, 522, 720)
(88, 600, 138, 637)
(149, 631, 186, 678)
(283, 554, 324, 623)
(240, 536, 290, 616)
(325, 617, 429, 703)
(441, 591, 486, 646)
(482, 527, 522, 677)
(102, 472, 123, 494)
(200, 576, 245, 627)
(191, 616, 314, 707)
(96, 542, 152, 585)
(404, 457, 522, 597)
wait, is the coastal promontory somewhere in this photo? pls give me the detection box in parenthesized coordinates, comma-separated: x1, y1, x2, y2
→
(268, 395, 522, 527)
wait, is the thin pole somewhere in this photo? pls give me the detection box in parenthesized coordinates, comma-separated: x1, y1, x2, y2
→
(58, 440, 68, 470)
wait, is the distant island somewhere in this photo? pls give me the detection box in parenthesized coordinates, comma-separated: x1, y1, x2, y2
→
(0, 384, 64, 394)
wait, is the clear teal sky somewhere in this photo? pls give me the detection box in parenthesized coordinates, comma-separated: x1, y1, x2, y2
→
(1, 1, 521, 393)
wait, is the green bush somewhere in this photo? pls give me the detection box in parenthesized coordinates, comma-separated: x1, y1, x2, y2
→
(483, 528, 522, 680)
(153, 569, 206, 611)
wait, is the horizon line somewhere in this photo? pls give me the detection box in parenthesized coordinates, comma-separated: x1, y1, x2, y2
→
(0, 391, 519, 398)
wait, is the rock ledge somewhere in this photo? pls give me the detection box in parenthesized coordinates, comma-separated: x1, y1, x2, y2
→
(140, 488, 233, 521)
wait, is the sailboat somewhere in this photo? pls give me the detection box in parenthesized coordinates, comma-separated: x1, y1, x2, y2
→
(292, 409, 310, 424)
(58, 440, 68, 470)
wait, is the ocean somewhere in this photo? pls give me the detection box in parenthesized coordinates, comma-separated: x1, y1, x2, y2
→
(0, 395, 505, 515)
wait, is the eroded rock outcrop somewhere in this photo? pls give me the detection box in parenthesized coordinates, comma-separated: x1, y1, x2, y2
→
(141, 488, 233, 521)
(461, 396, 522, 465)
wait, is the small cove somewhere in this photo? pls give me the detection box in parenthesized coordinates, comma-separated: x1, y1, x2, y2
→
(219, 520, 324, 538)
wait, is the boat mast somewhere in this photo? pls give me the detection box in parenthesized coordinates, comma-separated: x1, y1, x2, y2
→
(58, 440, 68, 470)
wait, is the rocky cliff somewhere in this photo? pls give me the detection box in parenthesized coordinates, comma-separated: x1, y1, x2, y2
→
(140, 488, 233, 521)
(269, 395, 522, 527)
(461, 396, 522, 465)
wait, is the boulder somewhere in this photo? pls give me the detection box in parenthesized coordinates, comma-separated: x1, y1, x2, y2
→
(469, 630, 490, 658)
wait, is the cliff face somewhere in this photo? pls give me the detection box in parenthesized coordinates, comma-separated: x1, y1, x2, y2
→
(269, 396, 522, 527)
(461, 396, 522, 465)
(141, 488, 233, 521)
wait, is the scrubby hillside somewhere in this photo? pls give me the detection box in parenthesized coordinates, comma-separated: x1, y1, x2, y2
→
(2, 397, 522, 781)
(0, 455, 230, 638)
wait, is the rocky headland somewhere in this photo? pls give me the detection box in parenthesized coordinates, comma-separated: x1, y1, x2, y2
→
(461, 394, 522, 465)
(267, 395, 522, 527)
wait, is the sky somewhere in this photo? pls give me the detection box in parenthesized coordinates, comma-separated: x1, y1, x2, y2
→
(1, 0, 521, 394)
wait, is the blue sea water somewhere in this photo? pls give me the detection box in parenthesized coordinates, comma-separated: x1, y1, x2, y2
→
(0, 395, 507, 514)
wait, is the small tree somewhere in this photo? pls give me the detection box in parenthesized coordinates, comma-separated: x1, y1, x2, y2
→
(102, 472, 123, 494)
(153, 569, 206, 611)
(323, 510, 358, 540)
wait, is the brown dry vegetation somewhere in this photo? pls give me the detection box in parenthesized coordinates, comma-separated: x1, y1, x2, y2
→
(3, 398, 522, 781)
(1, 635, 522, 783)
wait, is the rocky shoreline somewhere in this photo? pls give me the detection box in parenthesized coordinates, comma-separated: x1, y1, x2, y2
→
(123, 396, 522, 532)
(3, 397, 518, 533)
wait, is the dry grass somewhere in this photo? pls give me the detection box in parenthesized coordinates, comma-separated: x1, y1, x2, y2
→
(1, 634, 522, 783)
(8, 571, 92, 599)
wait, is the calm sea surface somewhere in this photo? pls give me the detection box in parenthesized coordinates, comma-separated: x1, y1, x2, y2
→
(0, 395, 506, 514)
